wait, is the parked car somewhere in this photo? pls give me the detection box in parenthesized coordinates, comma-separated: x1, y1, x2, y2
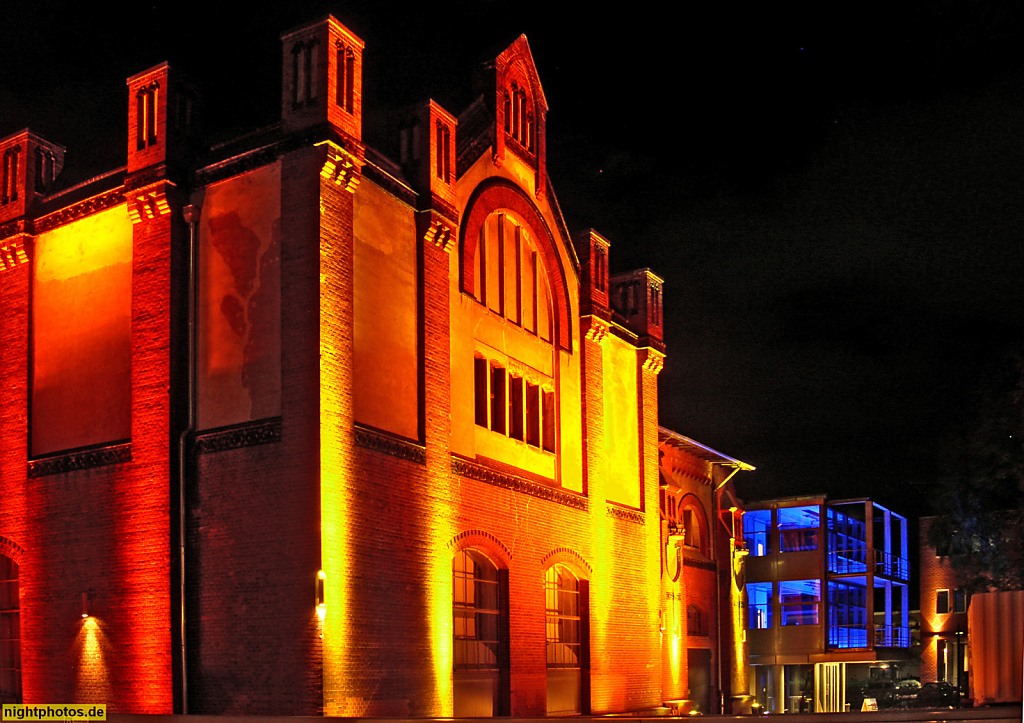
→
(850, 680, 898, 709)
(915, 681, 961, 708)
(896, 679, 921, 707)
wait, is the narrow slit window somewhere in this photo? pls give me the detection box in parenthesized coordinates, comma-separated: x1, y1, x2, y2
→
(147, 85, 158, 145)
(542, 390, 555, 452)
(526, 383, 540, 447)
(490, 365, 506, 434)
(474, 357, 489, 427)
(344, 49, 355, 113)
(294, 44, 306, 105)
(308, 41, 319, 101)
(509, 376, 524, 441)
(136, 91, 147, 150)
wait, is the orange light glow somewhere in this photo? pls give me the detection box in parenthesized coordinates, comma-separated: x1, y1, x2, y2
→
(74, 617, 110, 704)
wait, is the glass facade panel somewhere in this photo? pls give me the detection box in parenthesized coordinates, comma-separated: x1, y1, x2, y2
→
(778, 506, 820, 552)
(744, 510, 771, 556)
(747, 582, 772, 629)
(779, 579, 819, 626)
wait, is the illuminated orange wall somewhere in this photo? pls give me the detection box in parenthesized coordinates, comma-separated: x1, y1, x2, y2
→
(32, 205, 132, 455)
(352, 179, 418, 440)
(196, 163, 282, 430)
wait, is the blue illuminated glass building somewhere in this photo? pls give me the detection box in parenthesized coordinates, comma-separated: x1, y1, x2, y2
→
(742, 496, 910, 713)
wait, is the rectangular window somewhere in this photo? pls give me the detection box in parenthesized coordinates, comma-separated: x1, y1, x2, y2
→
(490, 365, 506, 434)
(474, 357, 488, 427)
(780, 580, 820, 626)
(509, 376, 524, 441)
(746, 582, 772, 629)
(936, 589, 950, 614)
(954, 589, 967, 614)
(542, 390, 556, 452)
(743, 510, 771, 556)
(526, 383, 540, 447)
(475, 227, 486, 305)
(778, 505, 820, 552)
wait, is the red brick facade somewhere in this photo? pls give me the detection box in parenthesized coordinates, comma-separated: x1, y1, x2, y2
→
(0, 14, 749, 716)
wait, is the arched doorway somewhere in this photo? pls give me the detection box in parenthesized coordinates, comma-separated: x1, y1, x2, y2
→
(545, 564, 589, 714)
(453, 549, 509, 716)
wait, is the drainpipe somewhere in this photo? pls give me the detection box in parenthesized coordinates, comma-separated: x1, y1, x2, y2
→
(713, 466, 741, 714)
(178, 203, 199, 714)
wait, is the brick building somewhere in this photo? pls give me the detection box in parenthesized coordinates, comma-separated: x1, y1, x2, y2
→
(918, 516, 970, 691)
(0, 14, 752, 717)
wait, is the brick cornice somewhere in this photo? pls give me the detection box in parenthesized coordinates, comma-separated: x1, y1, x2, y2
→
(417, 209, 456, 253)
(194, 417, 282, 454)
(451, 456, 588, 511)
(34, 187, 126, 234)
(606, 504, 645, 525)
(354, 424, 426, 465)
(28, 442, 132, 478)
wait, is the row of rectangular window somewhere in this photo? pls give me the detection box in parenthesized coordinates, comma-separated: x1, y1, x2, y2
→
(290, 40, 355, 112)
(936, 588, 968, 614)
(474, 358, 555, 452)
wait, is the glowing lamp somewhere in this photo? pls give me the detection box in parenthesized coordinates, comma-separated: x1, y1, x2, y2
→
(316, 570, 326, 621)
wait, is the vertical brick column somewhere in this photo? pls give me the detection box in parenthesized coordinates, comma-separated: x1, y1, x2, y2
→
(316, 142, 358, 716)
(112, 183, 178, 711)
(0, 237, 31, 697)
(418, 209, 456, 715)
(639, 348, 665, 708)
(580, 317, 610, 711)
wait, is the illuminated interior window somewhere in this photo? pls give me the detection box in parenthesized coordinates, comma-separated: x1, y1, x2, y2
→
(746, 582, 772, 629)
(453, 550, 503, 671)
(687, 605, 707, 637)
(545, 565, 580, 669)
(778, 505, 820, 552)
(743, 510, 771, 556)
(828, 579, 867, 648)
(1, 148, 17, 204)
(0, 555, 20, 703)
(827, 506, 867, 573)
(779, 579, 820, 626)
(936, 589, 950, 614)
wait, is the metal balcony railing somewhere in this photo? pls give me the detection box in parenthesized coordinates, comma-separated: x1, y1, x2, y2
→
(873, 549, 909, 580)
(874, 624, 911, 648)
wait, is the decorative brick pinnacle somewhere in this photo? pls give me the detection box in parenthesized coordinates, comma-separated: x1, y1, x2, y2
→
(583, 317, 609, 345)
(423, 218, 455, 252)
(320, 146, 361, 193)
(127, 186, 171, 224)
(641, 348, 665, 375)
(0, 236, 31, 273)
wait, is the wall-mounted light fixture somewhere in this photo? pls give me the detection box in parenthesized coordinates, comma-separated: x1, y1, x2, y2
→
(81, 592, 90, 619)
(316, 570, 326, 622)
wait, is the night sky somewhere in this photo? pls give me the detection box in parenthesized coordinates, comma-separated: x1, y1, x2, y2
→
(4, 1, 1023, 520)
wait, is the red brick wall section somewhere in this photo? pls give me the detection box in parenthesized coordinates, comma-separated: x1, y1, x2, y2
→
(188, 147, 323, 715)
(0, 257, 30, 698)
(918, 516, 967, 683)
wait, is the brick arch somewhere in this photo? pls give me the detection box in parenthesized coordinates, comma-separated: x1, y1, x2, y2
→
(459, 178, 572, 352)
(448, 529, 512, 569)
(678, 493, 710, 556)
(0, 536, 24, 564)
(540, 547, 592, 580)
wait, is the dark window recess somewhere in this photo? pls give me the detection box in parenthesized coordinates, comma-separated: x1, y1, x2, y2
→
(509, 376, 524, 441)
(542, 390, 556, 452)
(936, 589, 950, 614)
(954, 589, 967, 614)
(490, 365, 506, 434)
(525, 383, 540, 447)
(474, 357, 489, 427)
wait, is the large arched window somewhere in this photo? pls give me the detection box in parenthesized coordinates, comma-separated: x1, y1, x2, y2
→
(0, 554, 20, 703)
(679, 498, 710, 557)
(472, 212, 553, 342)
(453, 550, 508, 716)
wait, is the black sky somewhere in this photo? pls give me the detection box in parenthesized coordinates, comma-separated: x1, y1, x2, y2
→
(3, 0, 1024, 516)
